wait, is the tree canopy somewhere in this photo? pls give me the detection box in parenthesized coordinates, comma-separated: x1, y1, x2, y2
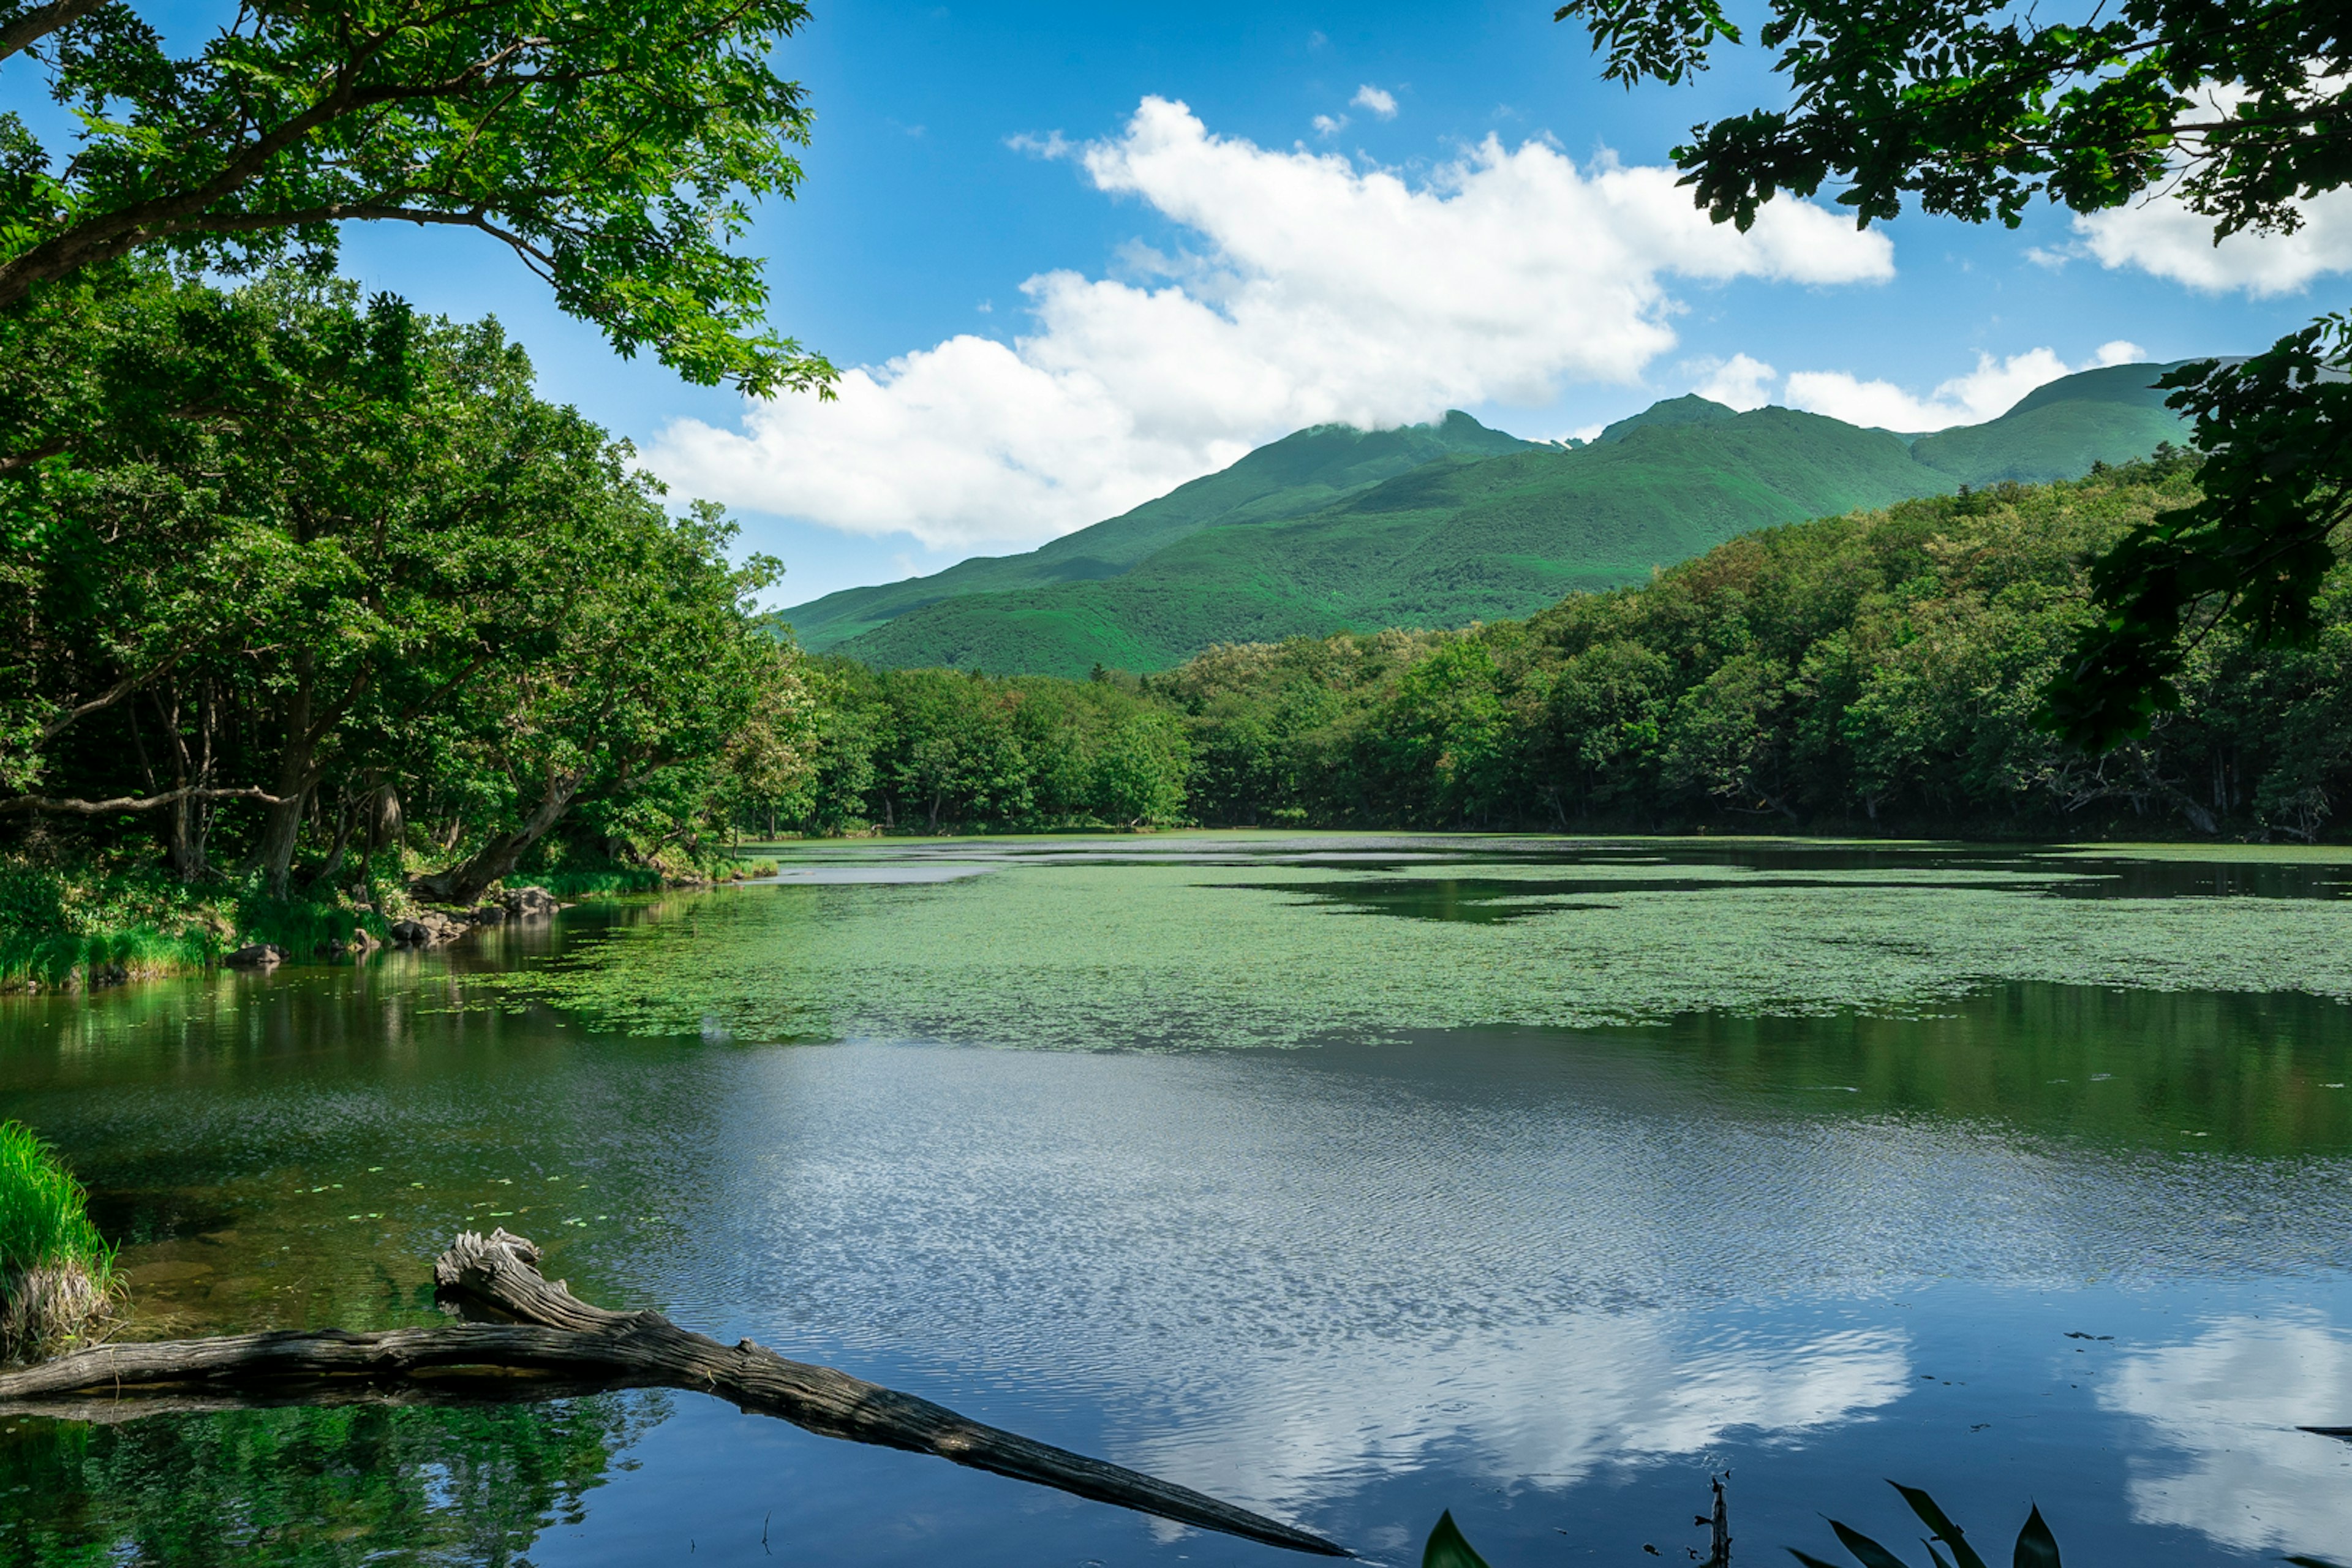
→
(1553, 0, 2352, 748)
(0, 0, 832, 394)
(1, 262, 807, 900)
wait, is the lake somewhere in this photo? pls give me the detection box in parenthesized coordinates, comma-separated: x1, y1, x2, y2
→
(4, 833, 2351, 1566)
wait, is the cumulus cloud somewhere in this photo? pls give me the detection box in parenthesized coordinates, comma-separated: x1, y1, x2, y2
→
(1784, 339, 2148, 431)
(1690, 352, 1777, 410)
(1311, 112, 1345, 138)
(1351, 83, 1399, 119)
(649, 97, 1894, 552)
(2076, 187, 2352, 296)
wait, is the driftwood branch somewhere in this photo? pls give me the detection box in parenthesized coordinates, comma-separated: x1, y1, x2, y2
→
(0, 1229, 1348, 1558)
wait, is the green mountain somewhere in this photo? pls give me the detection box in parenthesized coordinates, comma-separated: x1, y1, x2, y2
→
(784, 410, 1531, 650)
(785, 363, 2194, 678)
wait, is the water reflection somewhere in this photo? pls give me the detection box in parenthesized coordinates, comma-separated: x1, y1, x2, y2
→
(1132, 1313, 1910, 1506)
(2105, 1316, 2352, 1553)
(1, 839, 2351, 1562)
(0, 1393, 658, 1566)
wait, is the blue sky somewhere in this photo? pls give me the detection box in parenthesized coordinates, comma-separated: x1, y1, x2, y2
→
(91, 1, 2352, 605)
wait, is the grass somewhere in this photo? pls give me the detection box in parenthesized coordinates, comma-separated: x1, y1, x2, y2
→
(0, 1121, 118, 1360)
(527, 868, 667, 899)
(0, 861, 390, 991)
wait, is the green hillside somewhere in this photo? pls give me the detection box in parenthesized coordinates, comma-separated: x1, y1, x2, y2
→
(794, 363, 2195, 678)
(1909, 360, 2200, 485)
(785, 410, 1529, 650)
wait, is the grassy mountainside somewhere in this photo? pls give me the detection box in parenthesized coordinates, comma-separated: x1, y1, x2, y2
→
(785, 411, 1530, 650)
(801, 363, 2195, 677)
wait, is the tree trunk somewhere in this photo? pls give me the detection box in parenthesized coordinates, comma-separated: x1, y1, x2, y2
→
(251, 653, 317, 899)
(414, 769, 586, 905)
(367, 782, 403, 854)
(303, 793, 355, 895)
(0, 1230, 1347, 1559)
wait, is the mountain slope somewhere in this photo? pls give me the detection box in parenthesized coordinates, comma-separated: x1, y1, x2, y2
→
(797, 363, 2195, 677)
(1909, 359, 2199, 486)
(784, 411, 1531, 650)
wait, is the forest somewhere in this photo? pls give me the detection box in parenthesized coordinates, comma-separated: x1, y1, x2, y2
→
(777, 458, 2349, 843)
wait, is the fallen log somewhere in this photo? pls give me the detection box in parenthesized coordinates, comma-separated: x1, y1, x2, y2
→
(0, 1230, 1346, 1558)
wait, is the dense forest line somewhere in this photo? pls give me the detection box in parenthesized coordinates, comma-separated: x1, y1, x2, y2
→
(771, 459, 2348, 843)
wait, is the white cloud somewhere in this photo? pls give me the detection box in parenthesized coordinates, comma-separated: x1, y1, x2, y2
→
(2076, 186, 2352, 296)
(1690, 352, 1777, 410)
(650, 97, 1894, 552)
(1351, 84, 1398, 119)
(1311, 113, 1345, 138)
(1784, 343, 2140, 432)
(2103, 1315, 2352, 1555)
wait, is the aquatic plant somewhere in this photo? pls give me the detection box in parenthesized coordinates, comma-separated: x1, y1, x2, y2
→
(1790, 1482, 2058, 1568)
(1420, 1510, 1489, 1567)
(0, 1121, 119, 1360)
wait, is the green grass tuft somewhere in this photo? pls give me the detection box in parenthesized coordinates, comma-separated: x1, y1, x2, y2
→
(0, 1121, 118, 1360)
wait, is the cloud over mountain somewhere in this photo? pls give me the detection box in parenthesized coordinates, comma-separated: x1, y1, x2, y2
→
(648, 97, 1893, 551)
(1782, 341, 2147, 431)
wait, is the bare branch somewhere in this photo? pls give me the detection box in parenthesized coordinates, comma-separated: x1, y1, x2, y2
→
(0, 783, 288, 816)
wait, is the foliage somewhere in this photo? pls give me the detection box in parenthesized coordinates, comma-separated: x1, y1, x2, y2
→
(0, 1119, 116, 1357)
(1126, 466, 2352, 839)
(1552, 0, 2345, 239)
(2046, 324, 2352, 746)
(0, 858, 399, 989)
(1788, 1482, 2059, 1568)
(1422, 1509, 1491, 1568)
(1550, 0, 2352, 747)
(806, 377, 2186, 679)
(780, 661, 1193, 834)
(0, 0, 832, 393)
(0, 263, 813, 924)
(2, 1395, 648, 1566)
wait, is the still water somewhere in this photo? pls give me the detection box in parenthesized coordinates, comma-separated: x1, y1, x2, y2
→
(4, 834, 2352, 1566)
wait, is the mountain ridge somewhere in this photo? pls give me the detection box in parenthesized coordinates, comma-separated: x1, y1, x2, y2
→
(785, 363, 2196, 677)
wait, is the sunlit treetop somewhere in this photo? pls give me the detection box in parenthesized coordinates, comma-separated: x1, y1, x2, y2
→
(0, 0, 836, 395)
(1556, 0, 2352, 239)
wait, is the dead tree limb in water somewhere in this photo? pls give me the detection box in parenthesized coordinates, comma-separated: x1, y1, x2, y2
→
(0, 1229, 1348, 1558)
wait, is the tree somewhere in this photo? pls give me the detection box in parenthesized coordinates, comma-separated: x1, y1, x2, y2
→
(410, 502, 784, 904)
(0, 0, 832, 394)
(1, 263, 802, 897)
(1552, 0, 2352, 747)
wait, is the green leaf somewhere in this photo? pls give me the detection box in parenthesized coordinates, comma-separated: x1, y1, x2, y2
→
(1831, 1519, 1916, 1568)
(1423, 1510, 1492, 1568)
(2011, 1505, 2060, 1568)
(1890, 1483, 1989, 1568)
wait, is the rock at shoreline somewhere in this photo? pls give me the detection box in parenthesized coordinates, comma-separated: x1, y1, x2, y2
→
(502, 885, 559, 920)
(315, 929, 383, 958)
(470, 903, 507, 925)
(388, 911, 467, 946)
(223, 944, 287, 969)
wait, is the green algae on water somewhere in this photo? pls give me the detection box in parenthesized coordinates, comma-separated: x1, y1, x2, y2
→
(451, 840, 2352, 1052)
